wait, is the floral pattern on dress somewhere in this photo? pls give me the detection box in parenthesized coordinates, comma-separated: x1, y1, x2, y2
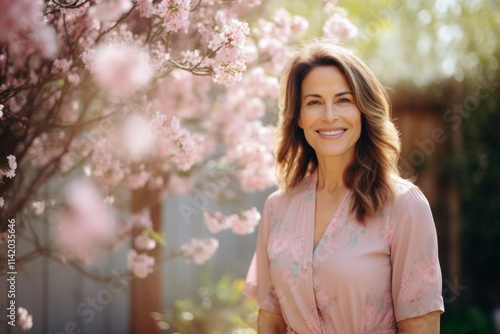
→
(361, 288, 396, 333)
(396, 234, 442, 319)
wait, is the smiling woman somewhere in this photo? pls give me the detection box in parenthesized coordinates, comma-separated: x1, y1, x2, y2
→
(243, 39, 445, 333)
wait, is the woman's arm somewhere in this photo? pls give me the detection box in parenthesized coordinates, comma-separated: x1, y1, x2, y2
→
(257, 308, 287, 334)
(397, 310, 441, 334)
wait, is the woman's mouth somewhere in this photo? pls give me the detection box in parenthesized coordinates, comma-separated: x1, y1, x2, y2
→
(317, 129, 346, 137)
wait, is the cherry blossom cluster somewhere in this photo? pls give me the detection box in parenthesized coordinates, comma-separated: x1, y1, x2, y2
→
(180, 238, 219, 265)
(17, 307, 33, 331)
(120, 210, 159, 279)
(156, 116, 204, 172)
(157, 0, 191, 33)
(56, 180, 116, 262)
(322, 6, 358, 42)
(253, 8, 309, 75)
(0, 0, 358, 291)
(0, 0, 58, 59)
(208, 19, 251, 86)
(204, 207, 261, 235)
(205, 69, 280, 191)
(134, 233, 157, 251)
(127, 249, 155, 279)
(31, 200, 45, 216)
(85, 42, 154, 96)
(1, 155, 17, 179)
(88, 0, 133, 23)
(224, 120, 276, 192)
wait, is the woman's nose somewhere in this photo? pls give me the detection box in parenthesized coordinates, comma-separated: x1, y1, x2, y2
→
(323, 104, 339, 122)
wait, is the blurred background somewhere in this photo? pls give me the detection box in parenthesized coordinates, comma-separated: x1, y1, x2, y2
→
(2, 0, 500, 333)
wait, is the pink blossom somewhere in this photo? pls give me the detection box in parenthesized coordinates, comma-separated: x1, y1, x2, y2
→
(67, 72, 81, 85)
(127, 249, 155, 278)
(322, 9, 358, 42)
(147, 176, 165, 190)
(32, 25, 58, 59)
(53, 59, 81, 85)
(56, 179, 116, 262)
(152, 70, 212, 119)
(213, 61, 246, 87)
(121, 114, 154, 160)
(203, 208, 261, 235)
(0, 0, 42, 40)
(0, 197, 4, 208)
(135, 0, 155, 18)
(127, 170, 150, 190)
(0, 104, 4, 118)
(273, 8, 308, 37)
(157, 0, 191, 33)
(323, 1, 341, 15)
(0, 0, 58, 59)
(180, 49, 201, 66)
(26, 134, 62, 168)
(203, 211, 232, 234)
(180, 238, 219, 265)
(84, 134, 127, 191)
(31, 200, 45, 215)
(152, 115, 203, 171)
(134, 234, 157, 251)
(254, 9, 308, 47)
(253, 9, 306, 75)
(89, 43, 153, 96)
(168, 117, 203, 170)
(89, 0, 133, 22)
(7, 155, 16, 170)
(224, 120, 276, 191)
(5, 169, 16, 178)
(209, 19, 250, 87)
(240, 68, 280, 99)
(53, 59, 73, 73)
(17, 307, 33, 331)
(2, 154, 17, 179)
(104, 196, 114, 205)
(231, 207, 261, 235)
(243, 39, 259, 64)
(127, 209, 153, 230)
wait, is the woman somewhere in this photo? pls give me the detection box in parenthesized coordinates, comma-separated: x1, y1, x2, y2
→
(244, 40, 444, 333)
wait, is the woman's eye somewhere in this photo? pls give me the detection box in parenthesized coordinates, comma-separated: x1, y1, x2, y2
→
(306, 100, 321, 106)
(337, 98, 351, 104)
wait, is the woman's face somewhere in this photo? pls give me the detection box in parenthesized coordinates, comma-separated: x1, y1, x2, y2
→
(298, 66, 361, 164)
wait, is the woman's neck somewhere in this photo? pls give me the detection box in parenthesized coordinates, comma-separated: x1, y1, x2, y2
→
(316, 154, 353, 193)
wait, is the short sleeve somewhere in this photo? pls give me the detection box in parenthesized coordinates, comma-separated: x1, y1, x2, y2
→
(390, 186, 445, 321)
(243, 193, 282, 313)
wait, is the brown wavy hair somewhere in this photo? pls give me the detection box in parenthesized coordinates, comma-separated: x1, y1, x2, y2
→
(275, 39, 401, 223)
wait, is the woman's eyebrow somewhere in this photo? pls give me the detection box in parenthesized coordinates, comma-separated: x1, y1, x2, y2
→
(303, 91, 353, 99)
(335, 91, 353, 97)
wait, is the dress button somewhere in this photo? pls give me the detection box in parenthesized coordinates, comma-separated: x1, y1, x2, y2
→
(310, 304, 315, 311)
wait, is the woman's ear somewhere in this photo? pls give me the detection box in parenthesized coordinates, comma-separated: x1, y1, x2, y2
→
(298, 117, 303, 128)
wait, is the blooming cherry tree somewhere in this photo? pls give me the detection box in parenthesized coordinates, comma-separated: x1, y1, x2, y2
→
(0, 0, 356, 330)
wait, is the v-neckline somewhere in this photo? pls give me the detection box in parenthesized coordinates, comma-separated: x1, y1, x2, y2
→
(311, 172, 351, 255)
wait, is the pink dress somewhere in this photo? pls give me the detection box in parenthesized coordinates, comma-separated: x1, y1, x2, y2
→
(244, 171, 444, 333)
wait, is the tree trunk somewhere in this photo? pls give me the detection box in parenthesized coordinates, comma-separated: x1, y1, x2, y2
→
(130, 188, 162, 334)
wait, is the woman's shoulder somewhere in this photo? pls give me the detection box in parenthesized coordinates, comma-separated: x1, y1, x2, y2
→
(392, 175, 431, 210)
(266, 173, 315, 205)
